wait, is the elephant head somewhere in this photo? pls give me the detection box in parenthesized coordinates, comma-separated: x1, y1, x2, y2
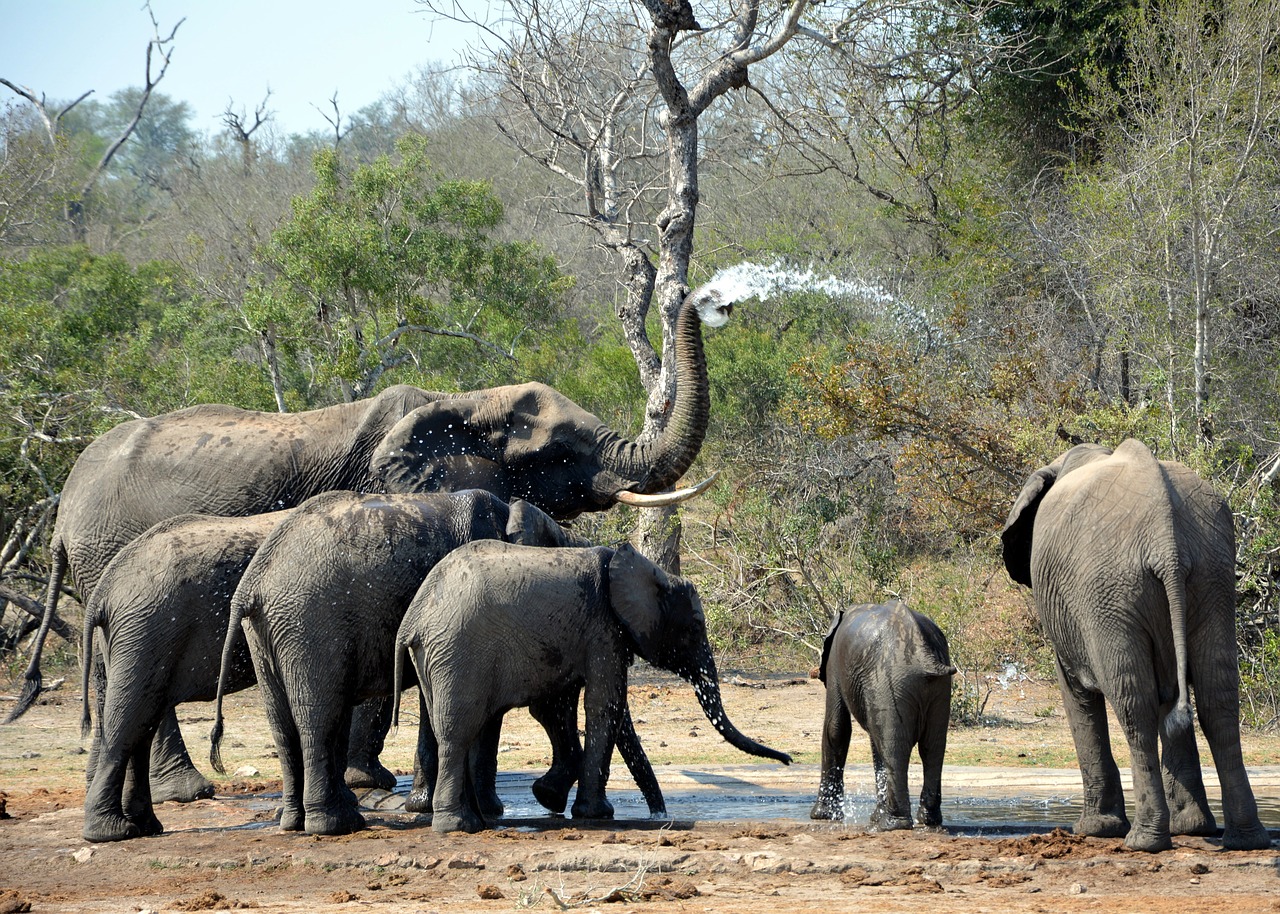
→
(608, 544, 791, 765)
(1000, 442, 1115, 588)
(369, 284, 732, 520)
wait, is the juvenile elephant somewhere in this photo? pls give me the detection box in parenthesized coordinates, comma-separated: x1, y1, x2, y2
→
(209, 489, 662, 836)
(393, 540, 793, 834)
(1002, 438, 1270, 851)
(808, 601, 954, 829)
(78, 511, 289, 842)
(10, 283, 733, 805)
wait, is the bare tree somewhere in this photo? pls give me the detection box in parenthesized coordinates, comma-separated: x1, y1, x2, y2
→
(1, 4, 183, 241)
(425, 0, 923, 567)
(221, 91, 274, 174)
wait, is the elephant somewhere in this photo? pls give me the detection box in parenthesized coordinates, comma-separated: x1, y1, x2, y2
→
(78, 511, 289, 842)
(8, 282, 734, 807)
(391, 539, 793, 834)
(1001, 438, 1271, 852)
(808, 601, 955, 830)
(207, 489, 665, 836)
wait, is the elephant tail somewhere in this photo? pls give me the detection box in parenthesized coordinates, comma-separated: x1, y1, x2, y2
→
(79, 596, 102, 741)
(211, 590, 254, 774)
(1158, 563, 1194, 736)
(5, 535, 68, 724)
(390, 636, 407, 737)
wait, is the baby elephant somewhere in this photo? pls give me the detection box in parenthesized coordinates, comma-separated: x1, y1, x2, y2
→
(394, 540, 792, 833)
(809, 601, 955, 829)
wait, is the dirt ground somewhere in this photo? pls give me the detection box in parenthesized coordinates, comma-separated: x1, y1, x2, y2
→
(2, 668, 1279, 914)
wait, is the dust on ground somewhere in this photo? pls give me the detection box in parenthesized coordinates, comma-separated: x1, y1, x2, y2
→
(2, 669, 1279, 914)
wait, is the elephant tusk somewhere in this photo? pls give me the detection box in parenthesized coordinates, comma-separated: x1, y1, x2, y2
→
(615, 472, 720, 507)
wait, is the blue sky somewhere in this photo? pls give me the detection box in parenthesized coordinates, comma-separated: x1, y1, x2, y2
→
(1, 1, 489, 135)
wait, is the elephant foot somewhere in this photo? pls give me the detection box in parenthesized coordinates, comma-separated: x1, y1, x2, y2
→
(83, 812, 143, 843)
(279, 804, 305, 832)
(477, 789, 504, 820)
(344, 760, 397, 792)
(1074, 811, 1129, 839)
(570, 794, 614, 821)
(128, 809, 165, 838)
(809, 796, 844, 821)
(404, 785, 433, 814)
(1222, 822, 1272, 851)
(917, 807, 943, 829)
(532, 773, 574, 815)
(1123, 824, 1174, 853)
(304, 806, 366, 837)
(869, 809, 913, 832)
(432, 807, 485, 834)
(1170, 803, 1217, 837)
(149, 766, 216, 804)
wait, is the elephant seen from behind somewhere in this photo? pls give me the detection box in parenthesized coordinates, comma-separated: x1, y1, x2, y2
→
(1002, 438, 1270, 851)
(79, 510, 289, 842)
(393, 540, 793, 834)
(808, 601, 954, 830)
(208, 490, 663, 836)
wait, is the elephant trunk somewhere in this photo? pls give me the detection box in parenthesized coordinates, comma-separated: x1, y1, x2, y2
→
(682, 644, 791, 765)
(607, 285, 730, 496)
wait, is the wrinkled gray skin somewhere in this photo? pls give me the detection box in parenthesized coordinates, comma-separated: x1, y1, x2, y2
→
(809, 601, 954, 830)
(78, 511, 289, 843)
(393, 540, 793, 834)
(208, 490, 663, 836)
(1002, 438, 1270, 852)
(8, 285, 732, 807)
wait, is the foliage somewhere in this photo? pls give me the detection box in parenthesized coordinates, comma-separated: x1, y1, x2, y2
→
(246, 134, 572, 405)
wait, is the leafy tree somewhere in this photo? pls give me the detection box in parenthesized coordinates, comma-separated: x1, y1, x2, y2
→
(246, 133, 571, 408)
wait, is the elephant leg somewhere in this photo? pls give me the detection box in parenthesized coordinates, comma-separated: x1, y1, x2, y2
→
(344, 695, 397, 791)
(123, 731, 164, 838)
(869, 731, 913, 831)
(431, 734, 485, 834)
(810, 686, 851, 821)
(300, 702, 365, 836)
(405, 691, 436, 814)
(1195, 680, 1271, 850)
(83, 720, 143, 842)
(1106, 665, 1171, 852)
(614, 702, 667, 818)
(529, 690, 582, 815)
(1160, 723, 1216, 836)
(468, 715, 505, 819)
(145, 709, 215, 804)
(1054, 658, 1128, 839)
(252, 663, 306, 832)
(916, 698, 949, 829)
(570, 678, 619, 821)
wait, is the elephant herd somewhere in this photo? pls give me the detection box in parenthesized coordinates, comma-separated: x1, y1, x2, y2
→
(4, 281, 1274, 853)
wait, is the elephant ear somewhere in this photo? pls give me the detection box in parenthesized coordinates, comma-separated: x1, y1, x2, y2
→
(817, 609, 845, 685)
(507, 499, 586, 547)
(608, 544, 666, 661)
(369, 401, 504, 496)
(1000, 466, 1058, 588)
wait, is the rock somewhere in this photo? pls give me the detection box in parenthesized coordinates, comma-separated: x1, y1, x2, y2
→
(232, 765, 259, 777)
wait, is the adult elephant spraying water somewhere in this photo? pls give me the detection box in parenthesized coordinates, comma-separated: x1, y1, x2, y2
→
(6, 283, 733, 804)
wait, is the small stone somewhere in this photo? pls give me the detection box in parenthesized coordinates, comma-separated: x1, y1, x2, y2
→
(232, 765, 259, 777)
(477, 884, 504, 900)
(1189, 862, 1209, 875)
(72, 847, 94, 863)
(20, 752, 40, 760)
(1068, 883, 1086, 895)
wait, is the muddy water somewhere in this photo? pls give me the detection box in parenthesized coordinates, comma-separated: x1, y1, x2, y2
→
(346, 766, 1280, 836)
